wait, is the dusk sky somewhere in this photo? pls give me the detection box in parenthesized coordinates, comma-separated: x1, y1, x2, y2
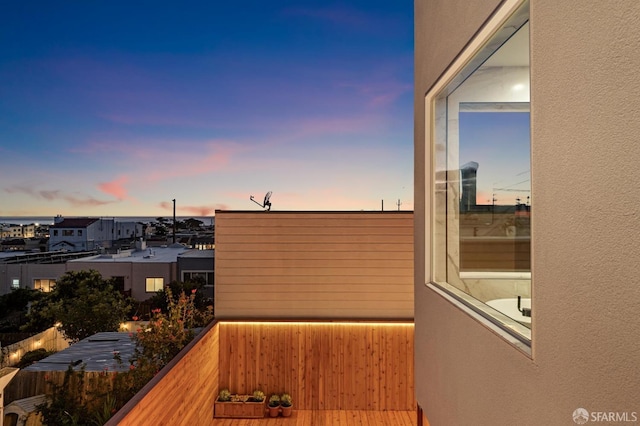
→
(0, 1, 413, 217)
(459, 112, 531, 206)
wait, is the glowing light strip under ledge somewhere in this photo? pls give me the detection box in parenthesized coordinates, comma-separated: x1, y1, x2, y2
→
(219, 321, 414, 327)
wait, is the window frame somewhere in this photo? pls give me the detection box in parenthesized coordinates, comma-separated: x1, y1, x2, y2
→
(145, 277, 164, 293)
(34, 278, 56, 292)
(424, 0, 532, 350)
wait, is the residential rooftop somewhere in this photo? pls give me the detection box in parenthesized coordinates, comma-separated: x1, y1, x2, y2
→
(68, 245, 191, 264)
(24, 332, 135, 373)
(50, 218, 100, 228)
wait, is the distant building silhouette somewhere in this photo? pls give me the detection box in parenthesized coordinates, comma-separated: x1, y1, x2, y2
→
(460, 161, 479, 213)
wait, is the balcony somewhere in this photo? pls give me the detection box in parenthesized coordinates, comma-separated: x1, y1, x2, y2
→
(105, 211, 424, 424)
(107, 320, 425, 425)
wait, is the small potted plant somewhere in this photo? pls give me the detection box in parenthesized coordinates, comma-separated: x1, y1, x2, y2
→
(218, 389, 231, 402)
(268, 394, 280, 417)
(280, 393, 293, 417)
(252, 390, 265, 403)
(214, 389, 266, 418)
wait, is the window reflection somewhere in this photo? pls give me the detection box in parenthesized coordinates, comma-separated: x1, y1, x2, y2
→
(431, 10, 531, 331)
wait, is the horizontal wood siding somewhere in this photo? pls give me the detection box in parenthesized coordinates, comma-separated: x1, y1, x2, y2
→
(460, 237, 531, 271)
(215, 211, 414, 319)
(217, 321, 415, 411)
(112, 322, 219, 426)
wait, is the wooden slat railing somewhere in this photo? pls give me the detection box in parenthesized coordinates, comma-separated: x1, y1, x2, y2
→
(109, 320, 415, 425)
(217, 321, 415, 411)
(107, 320, 220, 426)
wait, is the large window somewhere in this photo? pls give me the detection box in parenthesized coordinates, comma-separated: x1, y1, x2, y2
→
(34, 278, 56, 292)
(182, 271, 214, 286)
(111, 276, 125, 293)
(145, 277, 164, 292)
(427, 0, 531, 341)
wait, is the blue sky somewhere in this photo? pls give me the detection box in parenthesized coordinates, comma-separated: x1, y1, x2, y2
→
(0, 1, 413, 217)
(459, 112, 531, 206)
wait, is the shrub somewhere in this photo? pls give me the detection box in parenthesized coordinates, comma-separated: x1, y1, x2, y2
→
(16, 348, 55, 368)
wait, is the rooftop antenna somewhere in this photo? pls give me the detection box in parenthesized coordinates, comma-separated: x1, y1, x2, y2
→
(250, 191, 272, 211)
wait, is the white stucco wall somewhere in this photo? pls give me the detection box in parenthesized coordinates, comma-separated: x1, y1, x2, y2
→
(415, 1, 640, 424)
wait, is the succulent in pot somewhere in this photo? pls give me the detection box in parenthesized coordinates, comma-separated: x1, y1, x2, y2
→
(268, 394, 280, 417)
(218, 389, 231, 402)
(280, 393, 293, 417)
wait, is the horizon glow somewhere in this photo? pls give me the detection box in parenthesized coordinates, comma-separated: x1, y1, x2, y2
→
(0, 1, 414, 216)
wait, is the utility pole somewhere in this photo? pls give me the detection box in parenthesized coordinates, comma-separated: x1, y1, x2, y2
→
(172, 199, 176, 244)
(491, 194, 496, 224)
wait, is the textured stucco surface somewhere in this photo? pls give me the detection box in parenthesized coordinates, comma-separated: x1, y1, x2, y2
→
(414, 1, 640, 424)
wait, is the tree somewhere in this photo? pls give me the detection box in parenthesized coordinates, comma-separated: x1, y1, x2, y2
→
(0, 287, 38, 313)
(184, 218, 203, 230)
(112, 287, 213, 409)
(0, 288, 41, 332)
(147, 279, 211, 320)
(36, 288, 213, 424)
(23, 270, 131, 342)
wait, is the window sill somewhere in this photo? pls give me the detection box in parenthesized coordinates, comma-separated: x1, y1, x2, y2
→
(427, 282, 531, 356)
(460, 271, 531, 280)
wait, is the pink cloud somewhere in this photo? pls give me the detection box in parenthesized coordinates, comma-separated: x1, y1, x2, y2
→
(63, 194, 114, 207)
(4, 184, 114, 207)
(39, 190, 62, 200)
(181, 205, 228, 216)
(98, 176, 129, 200)
(290, 114, 384, 138)
(337, 80, 412, 109)
(144, 141, 243, 182)
(99, 112, 224, 129)
(158, 202, 228, 216)
(5, 186, 65, 201)
(158, 201, 172, 211)
(66, 137, 248, 188)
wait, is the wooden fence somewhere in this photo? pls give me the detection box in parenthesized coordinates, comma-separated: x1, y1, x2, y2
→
(1, 327, 68, 368)
(217, 321, 414, 411)
(108, 320, 414, 425)
(4, 370, 116, 406)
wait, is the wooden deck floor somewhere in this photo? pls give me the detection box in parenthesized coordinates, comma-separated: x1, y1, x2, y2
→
(209, 410, 417, 426)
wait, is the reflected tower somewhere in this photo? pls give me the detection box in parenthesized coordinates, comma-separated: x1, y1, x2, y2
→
(460, 161, 479, 213)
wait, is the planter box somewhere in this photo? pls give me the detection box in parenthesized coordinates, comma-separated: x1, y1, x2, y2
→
(214, 397, 266, 418)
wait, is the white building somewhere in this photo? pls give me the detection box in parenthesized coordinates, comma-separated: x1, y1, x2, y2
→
(0, 224, 35, 239)
(48, 216, 143, 252)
